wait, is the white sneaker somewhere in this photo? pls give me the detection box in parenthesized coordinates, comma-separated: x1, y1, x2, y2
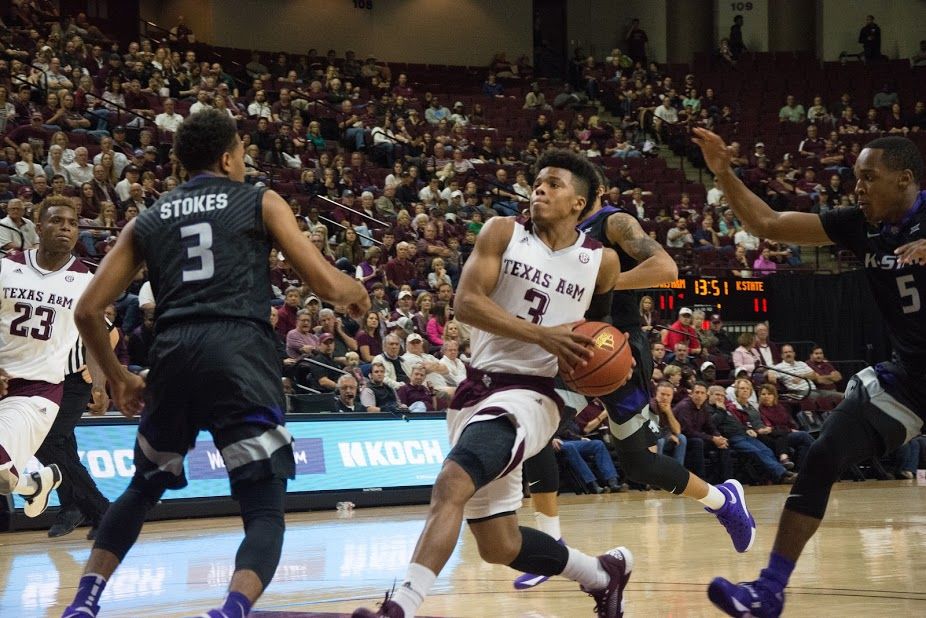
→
(23, 464, 62, 518)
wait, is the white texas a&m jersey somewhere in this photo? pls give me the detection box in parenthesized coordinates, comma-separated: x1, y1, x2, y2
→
(470, 218, 604, 377)
(0, 250, 93, 384)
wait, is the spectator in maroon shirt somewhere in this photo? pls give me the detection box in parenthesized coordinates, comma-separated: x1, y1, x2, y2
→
(275, 286, 302, 339)
(806, 346, 844, 395)
(397, 364, 436, 411)
(392, 73, 413, 98)
(4, 112, 48, 150)
(356, 310, 383, 362)
(758, 383, 814, 470)
(385, 241, 417, 291)
(675, 382, 732, 482)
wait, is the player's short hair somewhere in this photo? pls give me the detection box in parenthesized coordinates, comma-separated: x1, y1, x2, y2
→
(173, 108, 239, 175)
(655, 381, 674, 392)
(864, 136, 925, 182)
(532, 149, 600, 217)
(39, 194, 76, 222)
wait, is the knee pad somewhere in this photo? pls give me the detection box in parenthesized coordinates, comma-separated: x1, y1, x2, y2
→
(523, 442, 559, 494)
(446, 416, 517, 489)
(616, 445, 689, 495)
(235, 477, 287, 588)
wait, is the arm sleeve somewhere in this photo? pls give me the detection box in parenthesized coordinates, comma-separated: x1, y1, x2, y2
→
(360, 387, 376, 408)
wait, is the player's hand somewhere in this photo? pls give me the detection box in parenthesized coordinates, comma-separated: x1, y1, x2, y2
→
(669, 434, 680, 445)
(541, 321, 594, 376)
(112, 370, 146, 418)
(346, 294, 372, 322)
(551, 438, 563, 452)
(894, 238, 926, 266)
(0, 368, 8, 398)
(691, 128, 734, 176)
(87, 386, 109, 415)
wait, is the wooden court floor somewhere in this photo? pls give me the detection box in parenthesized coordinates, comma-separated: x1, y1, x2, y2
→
(2, 481, 924, 617)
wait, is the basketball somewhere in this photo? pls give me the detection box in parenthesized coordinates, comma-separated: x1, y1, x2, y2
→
(560, 321, 633, 397)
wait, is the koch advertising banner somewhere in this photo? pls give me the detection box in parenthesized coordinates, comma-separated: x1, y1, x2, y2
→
(11, 416, 450, 510)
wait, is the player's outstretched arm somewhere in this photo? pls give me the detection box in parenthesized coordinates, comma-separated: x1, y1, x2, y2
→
(262, 190, 370, 317)
(692, 128, 833, 246)
(606, 212, 678, 289)
(453, 217, 594, 374)
(74, 220, 146, 416)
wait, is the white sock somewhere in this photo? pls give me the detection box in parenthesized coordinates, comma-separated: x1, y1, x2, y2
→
(560, 546, 609, 590)
(13, 473, 38, 496)
(534, 512, 561, 541)
(390, 562, 436, 617)
(699, 484, 726, 510)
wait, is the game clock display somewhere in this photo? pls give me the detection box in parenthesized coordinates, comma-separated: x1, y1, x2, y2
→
(652, 276, 770, 320)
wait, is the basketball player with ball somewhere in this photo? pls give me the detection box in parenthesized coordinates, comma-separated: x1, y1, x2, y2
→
(354, 150, 633, 618)
(515, 168, 758, 591)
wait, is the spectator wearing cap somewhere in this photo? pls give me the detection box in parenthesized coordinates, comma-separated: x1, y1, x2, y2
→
(662, 307, 701, 354)
(298, 332, 342, 392)
(708, 314, 736, 355)
(700, 361, 718, 386)
(449, 102, 469, 126)
(111, 126, 134, 157)
(391, 289, 417, 323)
(401, 333, 452, 400)
(424, 99, 451, 125)
(397, 364, 437, 412)
(4, 112, 49, 150)
(748, 142, 766, 167)
(315, 307, 358, 366)
(114, 164, 141, 203)
(0, 199, 39, 251)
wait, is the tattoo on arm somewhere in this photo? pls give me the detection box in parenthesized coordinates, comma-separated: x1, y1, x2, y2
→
(610, 213, 662, 261)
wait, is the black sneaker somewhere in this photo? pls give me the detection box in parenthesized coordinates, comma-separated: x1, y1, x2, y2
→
(48, 508, 86, 538)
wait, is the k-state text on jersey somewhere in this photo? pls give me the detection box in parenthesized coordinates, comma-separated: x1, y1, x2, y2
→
(159, 193, 229, 219)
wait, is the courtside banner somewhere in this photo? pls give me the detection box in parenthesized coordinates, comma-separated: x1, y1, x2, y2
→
(12, 415, 450, 510)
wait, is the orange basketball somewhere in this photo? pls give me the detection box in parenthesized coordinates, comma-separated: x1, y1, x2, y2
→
(560, 321, 633, 397)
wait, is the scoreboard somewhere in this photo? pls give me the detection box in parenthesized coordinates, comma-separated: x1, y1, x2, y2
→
(649, 276, 770, 321)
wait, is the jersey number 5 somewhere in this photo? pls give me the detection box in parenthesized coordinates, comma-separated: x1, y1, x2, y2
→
(180, 222, 215, 283)
(9, 303, 56, 340)
(897, 274, 921, 314)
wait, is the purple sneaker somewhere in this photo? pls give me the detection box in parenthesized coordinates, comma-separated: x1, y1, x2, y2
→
(708, 576, 784, 617)
(513, 538, 566, 590)
(352, 589, 405, 618)
(706, 479, 756, 553)
(581, 546, 634, 618)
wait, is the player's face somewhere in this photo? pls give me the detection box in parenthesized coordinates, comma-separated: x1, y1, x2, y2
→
(224, 135, 246, 183)
(735, 381, 752, 401)
(854, 148, 912, 224)
(371, 365, 385, 382)
(38, 206, 79, 253)
(531, 167, 584, 226)
(759, 390, 775, 406)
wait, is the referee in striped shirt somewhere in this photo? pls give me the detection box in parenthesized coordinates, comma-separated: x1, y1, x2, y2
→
(35, 315, 118, 539)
